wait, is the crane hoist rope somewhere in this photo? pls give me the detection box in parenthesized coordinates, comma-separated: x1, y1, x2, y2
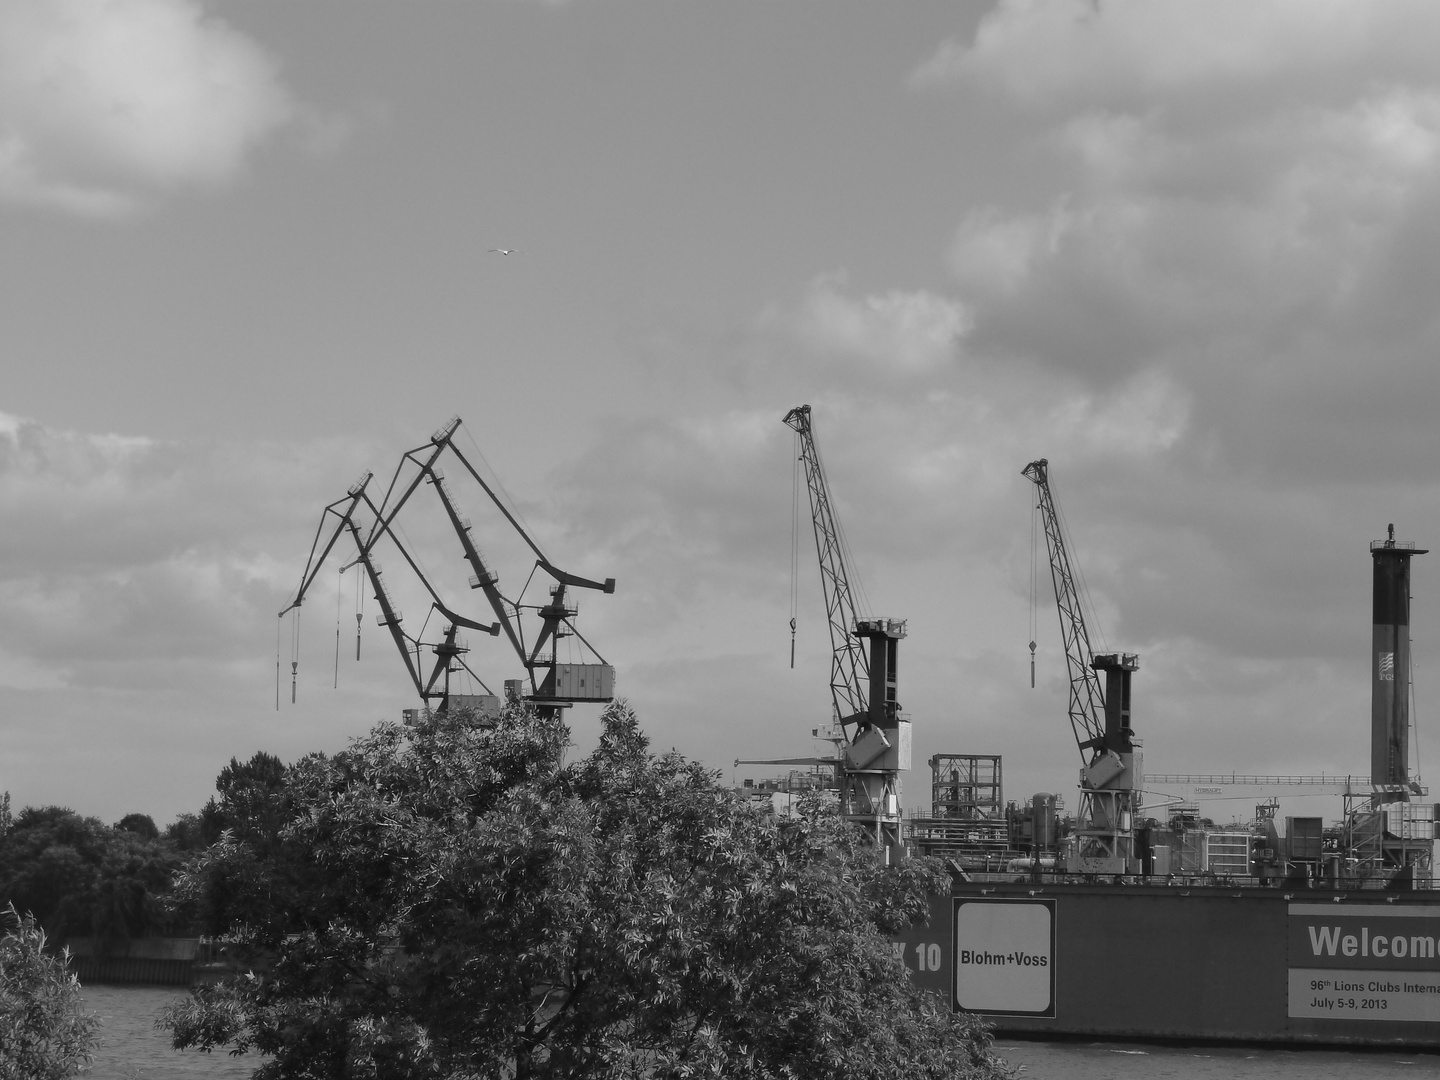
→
(789, 438, 801, 669)
(333, 566, 344, 689)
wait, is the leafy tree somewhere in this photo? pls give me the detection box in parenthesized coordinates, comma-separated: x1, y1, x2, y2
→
(89, 830, 184, 947)
(200, 752, 291, 847)
(163, 813, 208, 853)
(164, 702, 1005, 1080)
(113, 813, 160, 842)
(0, 810, 111, 939)
(0, 903, 99, 1080)
(0, 808, 183, 946)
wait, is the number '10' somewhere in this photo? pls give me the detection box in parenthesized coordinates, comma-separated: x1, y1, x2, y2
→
(915, 943, 942, 971)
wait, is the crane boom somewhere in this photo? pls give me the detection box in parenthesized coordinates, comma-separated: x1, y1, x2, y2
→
(785, 405, 909, 863)
(784, 405, 869, 729)
(1022, 459, 1107, 758)
(1023, 458, 1142, 876)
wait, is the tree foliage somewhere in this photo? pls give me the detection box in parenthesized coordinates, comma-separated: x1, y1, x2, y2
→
(114, 813, 160, 842)
(165, 702, 1006, 1080)
(201, 752, 292, 848)
(0, 903, 99, 1080)
(0, 807, 183, 948)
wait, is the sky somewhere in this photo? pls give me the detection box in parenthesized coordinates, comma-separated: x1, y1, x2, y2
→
(4, 0, 1440, 831)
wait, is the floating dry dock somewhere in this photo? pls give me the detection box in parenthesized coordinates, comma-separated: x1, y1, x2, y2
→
(894, 884, 1440, 1046)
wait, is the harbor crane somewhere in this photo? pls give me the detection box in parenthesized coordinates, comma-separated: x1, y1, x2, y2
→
(785, 404, 910, 863)
(280, 417, 616, 717)
(1023, 458, 1141, 875)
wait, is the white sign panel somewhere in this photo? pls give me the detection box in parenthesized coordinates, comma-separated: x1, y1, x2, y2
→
(953, 898, 1056, 1017)
(1287, 903, 1440, 1023)
(1288, 969, 1440, 1022)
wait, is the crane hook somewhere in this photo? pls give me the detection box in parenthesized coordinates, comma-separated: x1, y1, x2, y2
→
(355, 611, 363, 661)
(291, 660, 298, 704)
(1029, 640, 1036, 689)
(789, 617, 797, 670)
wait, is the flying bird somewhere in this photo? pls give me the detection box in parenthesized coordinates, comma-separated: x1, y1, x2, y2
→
(488, 248, 518, 255)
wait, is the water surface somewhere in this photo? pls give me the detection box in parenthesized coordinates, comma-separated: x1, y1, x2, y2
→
(79, 984, 256, 1080)
(75, 985, 1440, 1079)
(999, 1038, 1439, 1079)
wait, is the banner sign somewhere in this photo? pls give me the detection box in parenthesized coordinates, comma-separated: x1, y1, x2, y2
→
(953, 897, 1056, 1017)
(1288, 902, 1440, 1022)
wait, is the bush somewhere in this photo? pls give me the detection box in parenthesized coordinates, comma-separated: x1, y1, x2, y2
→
(0, 903, 99, 1080)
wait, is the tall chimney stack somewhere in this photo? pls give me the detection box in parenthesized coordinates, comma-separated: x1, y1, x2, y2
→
(1371, 525, 1426, 805)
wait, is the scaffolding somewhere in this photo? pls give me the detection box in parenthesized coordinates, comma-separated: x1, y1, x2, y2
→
(930, 754, 1003, 820)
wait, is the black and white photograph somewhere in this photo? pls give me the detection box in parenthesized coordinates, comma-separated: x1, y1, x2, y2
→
(2, 2, 1439, 1075)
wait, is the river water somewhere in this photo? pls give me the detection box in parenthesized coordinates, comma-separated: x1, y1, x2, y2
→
(77, 985, 255, 1080)
(76, 985, 1440, 1078)
(995, 1039, 1438, 1079)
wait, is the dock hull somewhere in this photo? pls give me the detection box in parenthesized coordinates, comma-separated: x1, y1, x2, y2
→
(893, 882, 1440, 1047)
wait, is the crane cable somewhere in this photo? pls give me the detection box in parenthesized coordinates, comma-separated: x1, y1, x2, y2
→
(1411, 628, 1424, 785)
(1029, 493, 1038, 688)
(334, 567, 344, 689)
(355, 561, 364, 660)
(461, 422, 538, 546)
(789, 431, 800, 668)
(1049, 469, 1109, 656)
(289, 607, 300, 704)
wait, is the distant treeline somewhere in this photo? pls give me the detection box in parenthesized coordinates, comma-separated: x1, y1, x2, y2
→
(0, 750, 291, 952)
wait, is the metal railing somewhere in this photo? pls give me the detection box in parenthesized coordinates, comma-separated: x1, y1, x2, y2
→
(1146, 773, 1368, 787)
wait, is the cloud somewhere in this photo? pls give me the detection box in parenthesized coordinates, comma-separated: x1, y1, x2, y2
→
(948, 205, 1067, 298)
(914, 0, 1437, 110)
(917, 1, 1440, 489)
(787, 274, 972, 372)
(0, 0, 294, 215)
(0, 411, 368, 684)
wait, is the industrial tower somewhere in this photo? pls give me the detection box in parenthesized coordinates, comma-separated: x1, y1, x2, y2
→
(1371, 524, 1427, 805)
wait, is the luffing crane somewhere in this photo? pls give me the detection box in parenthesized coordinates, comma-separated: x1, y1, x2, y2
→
(279, 417, 616, 718)
(1023, 458, 1141, 875)
(785, 405, 910, 863)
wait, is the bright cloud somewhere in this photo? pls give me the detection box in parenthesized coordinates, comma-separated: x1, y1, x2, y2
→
(948, 205, 1068, 298)
(915, 0, 1436, 109)
(0, 412, 369, 677)
(789, 275, 971, 372)
(0, 0, 294, 215)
